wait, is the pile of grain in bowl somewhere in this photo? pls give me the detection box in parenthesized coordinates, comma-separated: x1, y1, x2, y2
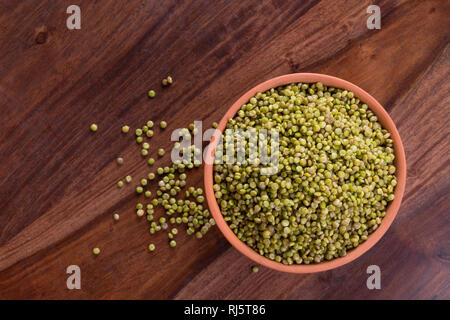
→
(213, 82, 397, 265)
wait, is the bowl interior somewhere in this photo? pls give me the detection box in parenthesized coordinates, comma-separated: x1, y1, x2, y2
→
(204, 73, 406, 273)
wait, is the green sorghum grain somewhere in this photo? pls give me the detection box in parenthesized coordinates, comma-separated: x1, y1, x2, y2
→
(125, 175, 132, 183)
(252, 266, 259, 273)
(148, 90, 156, 98)
(160, 121, 167, 129)
(145, 190, 152, 198)
(92, 247, 100, 255)
(148, 172, 156, 180)
(148, 243, 156, 251)
(117, 180, 124, 188)
(213, 82, 397, 265)
(158, 148, 165, 156)
(148, 158, 155, 165)
(90, 123, 98, 132)
(113, 213, 120, 221)
(122, 125, 130, 133)
(136, 186, 143, 194)
(169, 240, 176, 247)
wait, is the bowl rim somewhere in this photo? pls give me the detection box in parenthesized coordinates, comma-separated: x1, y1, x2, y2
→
(204, 73, 406, 274)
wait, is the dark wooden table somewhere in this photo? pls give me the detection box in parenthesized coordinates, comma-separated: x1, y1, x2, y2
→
(0, 0, 449, 300)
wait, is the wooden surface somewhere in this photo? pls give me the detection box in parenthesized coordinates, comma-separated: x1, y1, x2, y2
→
(0, 0, 449, 300)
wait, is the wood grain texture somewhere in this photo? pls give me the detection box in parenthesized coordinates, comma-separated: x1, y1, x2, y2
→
(0, 0, 449, 299)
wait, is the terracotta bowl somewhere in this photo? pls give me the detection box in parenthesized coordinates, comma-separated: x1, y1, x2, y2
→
(204, 73, 406, 273)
